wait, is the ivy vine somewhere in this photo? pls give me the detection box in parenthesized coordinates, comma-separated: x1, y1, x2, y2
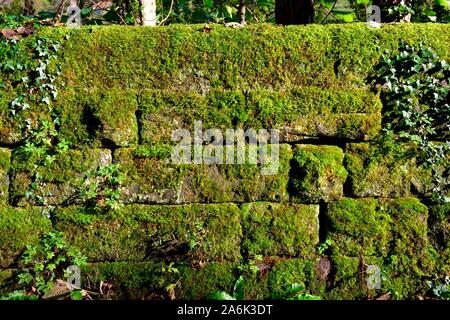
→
(373, 45, 450, 202)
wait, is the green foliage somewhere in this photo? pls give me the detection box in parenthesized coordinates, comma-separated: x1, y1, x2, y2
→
(78, 163, 124, 211)
(157, 0, 275, 24)
(207, 275, 244, 300)
(1, 290, 39, 300)
(209, 274, 321, 300)
(427, 277, 450, 300)
(387, 0, 415, 21)
(273, 283, 321, 300)
(318, 239, 333, 255)
(15, 231, 87, 298)
(0, 21, 67, 214)
(0, 13, 38, 29)
(373, 45, 450, 202)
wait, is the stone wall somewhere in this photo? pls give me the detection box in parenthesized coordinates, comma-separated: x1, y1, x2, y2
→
(0, 24, 449, 299)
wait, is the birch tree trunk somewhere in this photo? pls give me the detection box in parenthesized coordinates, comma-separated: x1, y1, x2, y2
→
(142, 0, 157, 26)
(238, 0, 246, 25)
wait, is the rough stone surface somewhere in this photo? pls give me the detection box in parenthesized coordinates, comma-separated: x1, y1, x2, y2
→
(0, 206, 52, 268)
(54, 203, 243, 263)
(0, 148, 11, 205)
(290, 145, 348, 203)
(114, 144, 292, 204)
(242, 202, 320, 257)
(10, 148, 112, 206)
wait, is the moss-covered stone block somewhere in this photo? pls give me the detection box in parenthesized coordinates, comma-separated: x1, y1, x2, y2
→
(10, 148, 112, 206)
(327, 198, 392, 257)
(93, 90, 138, 147)
(0, 269, 14, 296)
(243, 256, 326, 299)
(326, 255, 384, 300)
(56, 89, 138, 147)
(247, 89, 381, 141)
(55, 88, 102, 148)
(114, 144, 291, 204)
(344, 143, 440, 198)
(139, 90, 243, 146)
(176, 262, 238, 299)
(38, 24, 450, 91)
(82, 261, 238, 300)
(429, 203, 450, 251)
(50, 25, 335, 91)
(82, 261, 175, 299)
(241, 202, 319, 257)
(138, 89, 382, 146)
(382, 198, 435, 282)
(266, 257, 325, 298)
(0, 206, 52, 268)
(290, 145, 348, 203)
(327, 197, 438, 299)
(54, 203, 243, 263)
(0, 148, 11, 205)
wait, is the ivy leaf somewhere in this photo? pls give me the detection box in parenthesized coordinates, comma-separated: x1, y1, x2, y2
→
(233, 275, 245, 300)
(207, 291, 236, 300)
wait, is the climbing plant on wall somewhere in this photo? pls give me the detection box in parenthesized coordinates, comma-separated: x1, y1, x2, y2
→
(373, 45, 450, 202)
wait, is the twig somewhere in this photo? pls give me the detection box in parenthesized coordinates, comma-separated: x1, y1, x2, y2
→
(53, 0, 69, 24)
(158, 0, 174, 26)
(321, 0, 338, 24)
(246, 7, 259, 23)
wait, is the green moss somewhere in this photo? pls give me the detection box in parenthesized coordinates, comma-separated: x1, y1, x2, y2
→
(0, 148, 11, 205)
(54, 203, 243, 263)
(55, 89, 138, 147)
(82, 261, 170, 299)
(133, 144, 173, 159)
(113, 147, 186, 204)
(0, 206, 52, 268)
(266, 257, 324, 298)
(10, 148, 111, 205)
(55, 88, 101, 147)
(33, 24, 450, 91)
(83, 261, 238, 300)
(429, 203, 450, 251)
(0, 269, 15, 296)
(177, 262, 238, 299)
(326, 255, 384, 300)
(241, 202, 319, 257)
(345, 142, 435, 198)
(382, 198, 435, 289)
(45, 25, 335, 91)
(327, 198, 392, 257)
(327, 197, 439, 299)
(114, 144, 291, 204)
(290, 145, 348, 203)
(92, 90, 138, 147)
(138, 88, 382, 146)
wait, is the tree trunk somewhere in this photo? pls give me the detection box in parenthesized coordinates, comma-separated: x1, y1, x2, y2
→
(275, 0, 314, 25)
(142, 0, 157, 26)
(238, 0, 246, 25)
